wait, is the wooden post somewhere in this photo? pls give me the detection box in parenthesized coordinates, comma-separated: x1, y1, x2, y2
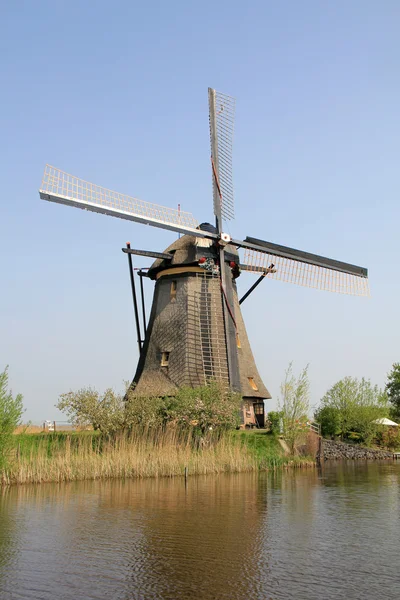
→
(126, 242, 142, 354)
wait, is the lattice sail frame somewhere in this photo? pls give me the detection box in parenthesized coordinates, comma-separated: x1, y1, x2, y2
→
(241, 249, 370, 297)
(209, 90, 236, 221)
(40, 165, 199, 231)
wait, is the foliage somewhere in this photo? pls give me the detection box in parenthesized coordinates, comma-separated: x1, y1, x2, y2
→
(266, 411, 283, 434)
(346, 431, 363, 443)
(279, 363, 310, 454)
(124, 394, 165, 429)
(168, 382, 241, 432)
(0, 367, 24, 473)
(56, 387, 125, 434)
(126, 381, 242, 434)
(375, 426, 400, 451)
(314, 376, 390, 445)
(385, 363, 400, 419)
(57, 382, 242, 436)
(314, 405, 341, 438)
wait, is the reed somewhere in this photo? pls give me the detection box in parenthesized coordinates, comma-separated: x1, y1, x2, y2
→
(13, 424, 43, 434)
(3, 429, 314, 485)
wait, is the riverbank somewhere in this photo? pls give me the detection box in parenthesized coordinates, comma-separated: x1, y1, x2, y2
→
(2, 429, 314, 485)
(320, 438, 394, 460)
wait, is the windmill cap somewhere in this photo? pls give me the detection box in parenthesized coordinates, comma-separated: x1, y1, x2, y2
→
(198, 222, 217, 234)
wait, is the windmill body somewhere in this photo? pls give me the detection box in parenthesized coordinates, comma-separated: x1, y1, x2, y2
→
(38, 88, 369, 428)
(132, 227, 270, 426)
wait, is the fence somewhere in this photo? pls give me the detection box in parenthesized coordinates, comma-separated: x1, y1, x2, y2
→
(42, 421, 76, 432)
(308, 421, 321, 436)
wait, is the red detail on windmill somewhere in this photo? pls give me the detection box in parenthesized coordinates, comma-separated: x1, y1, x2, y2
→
(198, 257, 206, 264)
(230, 261, 236, 268)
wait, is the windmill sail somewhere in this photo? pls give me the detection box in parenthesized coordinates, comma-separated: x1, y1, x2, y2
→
(208, 89, 240, 391)
(39, 165, 205, 238)
(238, 237, 369, 297)
(208, 89, 235, 222)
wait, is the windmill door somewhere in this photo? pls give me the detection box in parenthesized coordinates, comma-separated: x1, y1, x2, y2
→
(253, 402, 265, 428)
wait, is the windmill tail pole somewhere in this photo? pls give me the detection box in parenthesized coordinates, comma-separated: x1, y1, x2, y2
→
(239, 272, 269, 305)
(138, 270, 147, 336)
(126, 242, 142, 354)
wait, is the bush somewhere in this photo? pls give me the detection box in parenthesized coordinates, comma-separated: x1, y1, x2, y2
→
(314, 376, 390, 445)
(386, 363, 400, 420)
(314, 405, 341, 438)
(375, 427, 400, 450)
(57, 382, 242, 436)
(127, 382, 242, 435)
(267, 411, 283, 434)
(0, 367, 24, 473)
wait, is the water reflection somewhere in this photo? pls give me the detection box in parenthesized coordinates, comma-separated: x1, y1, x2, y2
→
(0, 462, 399, 600)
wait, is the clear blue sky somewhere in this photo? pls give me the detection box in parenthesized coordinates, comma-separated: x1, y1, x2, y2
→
(1, 1, 399, 421)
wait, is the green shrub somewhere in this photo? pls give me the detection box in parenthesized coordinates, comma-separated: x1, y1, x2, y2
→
(0, 367, 24, 473)
(314, 405, 341, 438)
(267, 411, 283, 434)
(386, 363, 400, 420)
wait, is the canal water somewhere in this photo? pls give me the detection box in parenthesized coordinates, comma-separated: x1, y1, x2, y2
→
(0, 462, 399, 600)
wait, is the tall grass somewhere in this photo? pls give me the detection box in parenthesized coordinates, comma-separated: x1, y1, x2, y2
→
(2, 429, 314, 485)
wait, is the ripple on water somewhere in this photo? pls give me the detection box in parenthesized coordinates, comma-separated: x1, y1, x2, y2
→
(0, 463, 399, 600)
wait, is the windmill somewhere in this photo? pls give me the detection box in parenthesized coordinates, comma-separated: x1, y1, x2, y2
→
(39, 88, 369, 428)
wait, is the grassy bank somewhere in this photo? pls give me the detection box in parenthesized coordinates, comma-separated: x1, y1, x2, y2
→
(2, 429, 314, 485)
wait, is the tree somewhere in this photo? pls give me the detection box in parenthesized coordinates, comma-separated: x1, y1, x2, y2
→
(317, 377, 358, 439)
(315, 376, 389, 444)
(279, 363, 310, 454)
(385, 363, 400, 419)
(56, 387, 125, 434)
(0, 367, 24, 472)
(313, 405, 340, 438)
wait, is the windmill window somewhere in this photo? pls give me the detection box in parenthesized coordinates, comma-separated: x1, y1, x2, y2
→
(236, 334, 241, 348)
(170, 280, 177, 301)
(248, 377, 258, 391)
(161, 352, 170, 367)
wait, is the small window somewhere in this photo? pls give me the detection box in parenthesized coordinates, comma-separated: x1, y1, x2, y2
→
(254, 403, 264, 415)
(161, 352, 170, 367)
(236, 334, 241, 348)
(170, 280, 177, 301)
(248, 377, 258, 391)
